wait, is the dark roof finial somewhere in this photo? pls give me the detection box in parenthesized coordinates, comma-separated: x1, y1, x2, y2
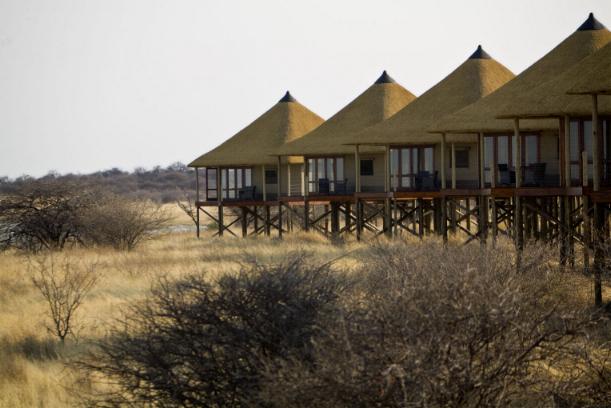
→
(279, 91, 297, 103)
(577, 12, 606, 31)
(468, 45, 492, 60)
(374, 70, 396, 84)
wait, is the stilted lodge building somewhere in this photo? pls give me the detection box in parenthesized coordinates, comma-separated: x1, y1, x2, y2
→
(189, 91, 323, 236)
(189, 12, 611, 285)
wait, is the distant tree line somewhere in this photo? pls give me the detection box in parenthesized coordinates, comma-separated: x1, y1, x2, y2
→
(0, 162, 195, 203)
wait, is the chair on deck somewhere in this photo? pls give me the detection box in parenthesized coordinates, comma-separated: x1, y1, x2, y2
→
(415, 171, 438, 191)
(498, 164, 512, 186)
(523, 163, 546, 187)
(318, 178, 330, 195)
(334, 179, 349, 194)
(238, 186, 256, 200)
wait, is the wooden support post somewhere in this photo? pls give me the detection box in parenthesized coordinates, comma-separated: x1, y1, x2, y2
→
(593, 94, 600, 192)
(331, 203, 340, 238)
(287, 163, 292, 197)
(241, 207, 247, 237)
(277, 156, 283, 238)
(514, 119, 523, 267)
(441, 197, 448, 243)
(563, 116, 571, 188)
(593, 203, 604, 307)
(265, 205, 271, 236)
(467, 199, 473, 233)
(345, 202, 351, 233)
(217, 168, 223, 237)
(418, 199, 424, 239)
(479, 132, 485, 189)
(451, 143, 457, 189)
(384, 198, 392, 237)
(254, 206, 258, 234)
(261, 164, 267, 201)
(385, 144, 391, 192)
(592, 94, 603, 307)
(195, 168, 201, 238)
(355, 145, 361, 193)
(491, 198, 497, 245)
(356, 199, 362, 241)
(355, 145, 362, 240)
(440, 134, 447, 189)
(304, 200, 310, 232)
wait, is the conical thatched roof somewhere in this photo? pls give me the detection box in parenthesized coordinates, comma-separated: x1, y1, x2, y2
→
(430, 13, 611, 134)
(189, 92, 324, 167)
(498, 40, 611, 119)
(274, 71, 416, 156)
(568, 42, 611, 95)
(348, 46, 514, 145)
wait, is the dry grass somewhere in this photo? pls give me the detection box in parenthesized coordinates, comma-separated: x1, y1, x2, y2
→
(0, 224, 366, 407)
(0, 221, 609, 406)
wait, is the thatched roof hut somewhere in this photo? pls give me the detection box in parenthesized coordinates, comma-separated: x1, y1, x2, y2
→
(497, 40, 611, 119)
(348, 45, 514, 146)
(274, 71, 416, 156)
(189, 92, 324, 167)
(430, 13, 611, 134)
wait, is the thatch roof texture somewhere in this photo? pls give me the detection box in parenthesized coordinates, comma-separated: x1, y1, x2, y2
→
(274, 71, 416, 156)
(430, 13, 611, 134)
(348, 45, 514, 145)
(497, 40, 611, 119)
(189, 92, 324, 167)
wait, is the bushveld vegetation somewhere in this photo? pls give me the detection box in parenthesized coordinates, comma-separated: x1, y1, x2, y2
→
(0, 227, 610, 406)
(0, 178, 610, 407)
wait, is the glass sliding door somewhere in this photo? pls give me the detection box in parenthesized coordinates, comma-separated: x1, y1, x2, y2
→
(307, 157, 345, 193)
(389, 146, 434, 190)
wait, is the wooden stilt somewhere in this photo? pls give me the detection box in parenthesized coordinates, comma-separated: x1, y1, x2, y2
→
(241, 207, 247, 238)
(441, 197, 448, 244)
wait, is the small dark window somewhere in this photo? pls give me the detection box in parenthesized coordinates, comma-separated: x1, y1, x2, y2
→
(360, 159, 374, 176)
(454, 148, 469, 169)
(265, 169, 277, 184)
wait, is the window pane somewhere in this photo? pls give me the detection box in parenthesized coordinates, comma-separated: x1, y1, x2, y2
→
(228, 168, 235, 189)
(525, 135, 537, 165)
(336, 157, 344, 180)
(237, 169, 243, 188)
(402, 176, 411, 188)
(360, 159, 373, 176)
(245, 168, 252, 186)
(207, 168, 217, 189)
(412, 149, 419, 172)
(484, 138, 493, 184)
(584, 120, 593, 161)
(308, 159, 315, 180)
(497, 136, 508, 165)
(390, 149, 399, 178)
(424, 148, 434, 172)
(327, 158, 334, 181)
(317, 158, 325, 180)
(570, 121, 579, 161)
(222, 169, 228, 189)
(400, 149, 409, 176)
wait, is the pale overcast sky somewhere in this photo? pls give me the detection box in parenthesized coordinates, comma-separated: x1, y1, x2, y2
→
(1, 0, 610, 177)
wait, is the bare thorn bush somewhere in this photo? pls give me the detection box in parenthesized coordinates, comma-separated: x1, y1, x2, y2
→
(29, 254, 99, 344)
(82, 196, 171, 251)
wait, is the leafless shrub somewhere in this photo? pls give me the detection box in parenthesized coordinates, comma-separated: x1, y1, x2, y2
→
(78, 253, 349, 407)
(0, 179, 96, 251)
(262, 240, 605, 407)
(29, 254, 98, 344)
(82, 196, 171, 251)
